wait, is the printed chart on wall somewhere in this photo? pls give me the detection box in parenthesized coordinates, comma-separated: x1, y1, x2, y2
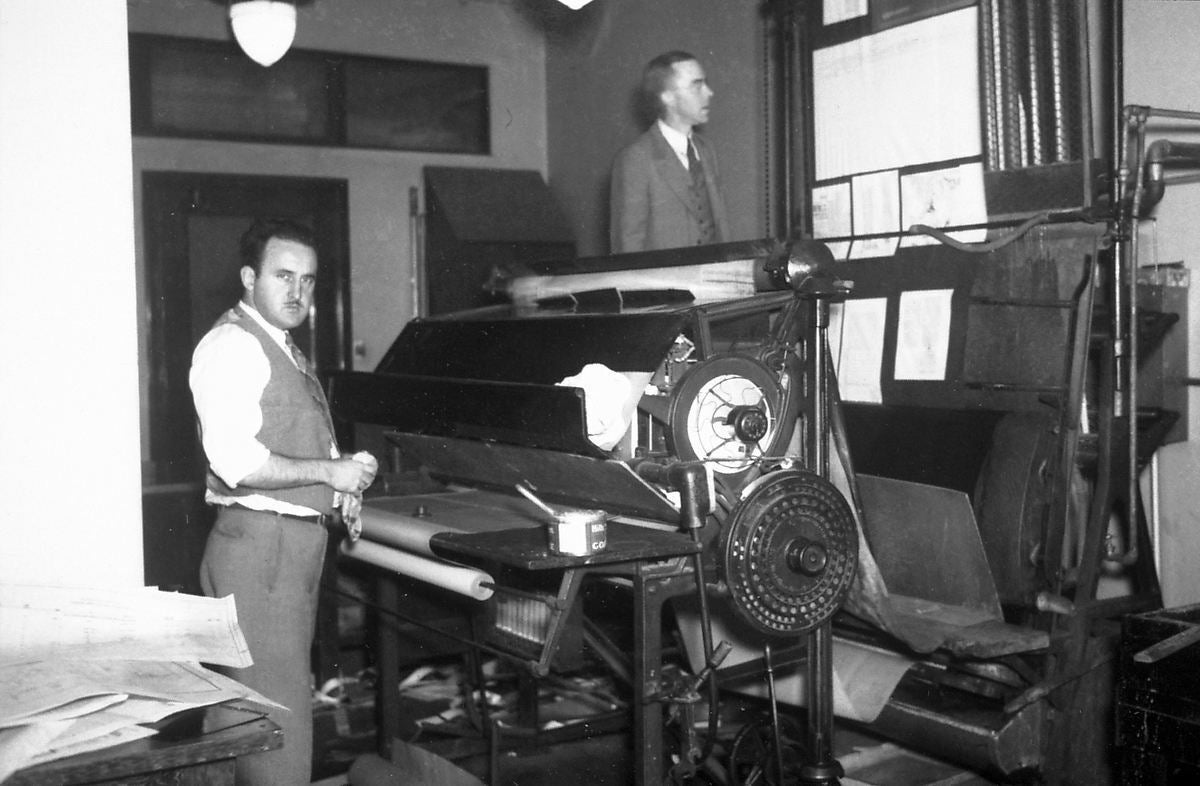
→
(810, 5, 987, 259)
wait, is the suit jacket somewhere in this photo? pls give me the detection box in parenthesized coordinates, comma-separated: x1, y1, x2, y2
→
(609, 124, 730, 254)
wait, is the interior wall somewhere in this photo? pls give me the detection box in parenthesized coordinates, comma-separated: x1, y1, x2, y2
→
(1124, 0, 1200, 606)
(127, 0, 549, 370)
(544, 0, 768, 257)
(126, 0, 552, 460)
(0, 0, 143, 586)
(1124, 0, 1200, 441)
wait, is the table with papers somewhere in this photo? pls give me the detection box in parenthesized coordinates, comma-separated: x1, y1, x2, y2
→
(0, 583, 277, 784)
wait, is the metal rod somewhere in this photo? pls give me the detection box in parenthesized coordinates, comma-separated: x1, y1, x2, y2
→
(1133, 625, 1200, 664)
(765, 644, 787, 786)
(515, 483, 558, 518)
(799, 288, 841, 784)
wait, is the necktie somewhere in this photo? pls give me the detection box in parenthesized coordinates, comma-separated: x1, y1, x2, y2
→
(285, 332, 337, 440)
(284, 333, 317, 383)
(688, 141, 703, 184)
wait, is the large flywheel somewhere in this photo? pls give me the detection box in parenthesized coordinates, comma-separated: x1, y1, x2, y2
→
(666, 354, 801, 486)
(720, 469, 858, 636)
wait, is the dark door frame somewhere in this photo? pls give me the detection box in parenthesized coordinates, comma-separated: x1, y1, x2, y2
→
(141, 171, 350, 486)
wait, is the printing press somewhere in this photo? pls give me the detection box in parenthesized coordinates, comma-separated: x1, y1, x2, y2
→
(329, 227, 1173, 785)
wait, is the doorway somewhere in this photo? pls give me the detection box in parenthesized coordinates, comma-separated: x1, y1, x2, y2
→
(140, 172, 350, 593)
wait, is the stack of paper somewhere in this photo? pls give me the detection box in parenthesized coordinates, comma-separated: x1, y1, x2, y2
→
(0, 584, 269, 782)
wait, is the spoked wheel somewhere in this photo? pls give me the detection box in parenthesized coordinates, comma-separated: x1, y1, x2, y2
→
(666, 354, 801, 490)
(727, 713, 807, 786)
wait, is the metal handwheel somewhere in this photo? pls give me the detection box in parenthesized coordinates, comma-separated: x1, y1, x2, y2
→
(720, 469, 858, 637)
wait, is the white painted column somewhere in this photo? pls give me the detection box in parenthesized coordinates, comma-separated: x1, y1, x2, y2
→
(0, 0, 142, 586)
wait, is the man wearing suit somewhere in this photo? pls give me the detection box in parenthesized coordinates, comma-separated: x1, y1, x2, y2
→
(610, 50, 730, 253)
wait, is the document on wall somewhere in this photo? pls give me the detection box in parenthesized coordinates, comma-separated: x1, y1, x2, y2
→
(0, 583, 251, 668)
(813, 6, 981, 181)
(899, 162, 988, 246)
(837, 297, 888, 403)
(849, 170, 901, 260)
(812, 182, 853, 262)
(894, 289, 954, 381)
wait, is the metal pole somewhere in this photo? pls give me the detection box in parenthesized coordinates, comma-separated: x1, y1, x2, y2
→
(799, 295, 842, 785)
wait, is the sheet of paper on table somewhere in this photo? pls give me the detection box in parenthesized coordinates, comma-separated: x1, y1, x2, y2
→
(0, 583, 270, 781)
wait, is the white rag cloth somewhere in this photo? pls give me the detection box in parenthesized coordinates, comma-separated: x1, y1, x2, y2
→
(338, 451, 376, 541)
(557, 363, 637, 451)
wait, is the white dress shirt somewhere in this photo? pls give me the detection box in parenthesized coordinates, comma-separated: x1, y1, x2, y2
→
(657, 119, 693, 170)
(189, 302, 335, 515)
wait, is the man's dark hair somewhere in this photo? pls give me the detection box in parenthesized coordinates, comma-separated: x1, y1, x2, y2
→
(239, 217, 316, 274)
(639, 50, 698, 123)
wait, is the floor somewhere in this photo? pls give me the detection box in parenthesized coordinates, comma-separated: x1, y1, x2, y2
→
(309, 575, 1002, 786)
(307, 670, 1000, 786)
(312, 730, 997, 786)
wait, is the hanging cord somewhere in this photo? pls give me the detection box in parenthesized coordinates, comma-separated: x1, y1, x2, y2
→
(907, 210, 1055, 253)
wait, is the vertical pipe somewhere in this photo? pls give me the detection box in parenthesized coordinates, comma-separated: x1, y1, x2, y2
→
(780, 3, 795, 238)
(1023, 1, 1046, 165)
(409, 185, 422, 320)
(1125, 115, 1146, 564)
(1111, 0, 1124, 197)
(1047, 0, 1069, 162)
(1075, 0, 1095, 204)
(998, 0, 1026, 168)
(788, 1, 813, 239)
(980, 0, 1003, 170)
(800, 297, 840, 783)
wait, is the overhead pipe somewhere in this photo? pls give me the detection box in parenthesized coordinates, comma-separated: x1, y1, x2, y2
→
(1138, 138, 1200, 214)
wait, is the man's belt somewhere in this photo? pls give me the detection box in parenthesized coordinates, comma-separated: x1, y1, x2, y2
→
(226, 504, 339, 528)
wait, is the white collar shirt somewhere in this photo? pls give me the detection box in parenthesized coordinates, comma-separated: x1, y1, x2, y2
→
(189, 301, 333, 515)
(657, 120, 694, 171)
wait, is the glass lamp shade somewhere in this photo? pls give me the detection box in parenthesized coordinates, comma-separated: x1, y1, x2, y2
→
(557, 0, 596, 9)
(229, 1, 297, 67)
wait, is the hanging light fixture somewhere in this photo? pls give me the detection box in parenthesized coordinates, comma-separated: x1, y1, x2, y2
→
(556, 0, 596, 9)
(229, 0, 297, 67)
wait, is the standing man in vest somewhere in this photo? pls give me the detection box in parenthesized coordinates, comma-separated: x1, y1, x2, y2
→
(190, 218, 377, 785)
(609, 50, 730, 254)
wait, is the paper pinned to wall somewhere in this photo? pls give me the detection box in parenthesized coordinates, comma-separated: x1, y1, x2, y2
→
(838, 297, 888, 403)
(895, 288, 954, 381)
(900, 162, 988, 246)
(850, 170, 901, 259)
(812, 182, 852, 241)
(813, 6, 982, 181)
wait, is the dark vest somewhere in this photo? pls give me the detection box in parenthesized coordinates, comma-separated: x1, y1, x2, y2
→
(205, 309, 335, 513)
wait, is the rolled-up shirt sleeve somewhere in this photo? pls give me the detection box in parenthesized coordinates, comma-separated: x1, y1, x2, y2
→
(189, 324, 271, 487)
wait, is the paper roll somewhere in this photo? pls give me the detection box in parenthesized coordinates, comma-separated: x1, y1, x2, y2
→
(358, 505, 462, 556)
(506, 259, 759, 308)
(340, 539, 494, 601)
